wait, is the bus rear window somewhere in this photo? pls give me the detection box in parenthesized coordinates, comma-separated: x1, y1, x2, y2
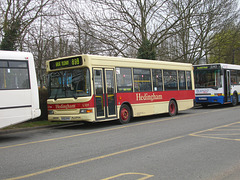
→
(0, 60, 30, 90)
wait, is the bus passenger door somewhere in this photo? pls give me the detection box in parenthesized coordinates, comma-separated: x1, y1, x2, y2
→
(93, 69, 105, 118)
(224, 70, 231, 102)
(105, 69, 116, 118)
(93, 68, 116, 120)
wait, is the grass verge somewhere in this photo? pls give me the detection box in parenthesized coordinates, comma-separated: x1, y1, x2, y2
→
(2, 120, 67, 130)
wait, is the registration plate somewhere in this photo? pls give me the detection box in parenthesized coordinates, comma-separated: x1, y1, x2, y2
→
(61, 117, 71, 121)
(199, 98, 207, 101)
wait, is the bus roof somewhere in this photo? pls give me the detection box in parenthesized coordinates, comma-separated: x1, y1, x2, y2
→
(0, 50, 33, 61)
(46, 54, 193, 72)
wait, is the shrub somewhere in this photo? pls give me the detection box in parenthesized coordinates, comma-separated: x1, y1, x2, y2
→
(36, 88, 48, 121)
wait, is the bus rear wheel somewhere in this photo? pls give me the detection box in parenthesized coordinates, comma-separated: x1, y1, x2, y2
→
(119, 104, 131, 124)
(169, 100, 178, 116)
(202, 103, 208, 108)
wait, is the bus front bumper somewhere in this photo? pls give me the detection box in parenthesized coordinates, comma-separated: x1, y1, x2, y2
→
(195, 96, 225, 104)
(48, 113, 95, 122)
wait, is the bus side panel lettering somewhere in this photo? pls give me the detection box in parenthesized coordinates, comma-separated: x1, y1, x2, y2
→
(117, 90, 195, 105)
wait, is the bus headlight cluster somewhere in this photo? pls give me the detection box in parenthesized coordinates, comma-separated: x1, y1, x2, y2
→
(80, 109, 93, 113)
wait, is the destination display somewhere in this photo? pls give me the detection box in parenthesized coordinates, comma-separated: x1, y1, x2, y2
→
(49, 56, 83, 70)
(194, 64, 220, 70)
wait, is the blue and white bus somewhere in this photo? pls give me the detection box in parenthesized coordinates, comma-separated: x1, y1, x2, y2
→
(194, 63, 240, 107)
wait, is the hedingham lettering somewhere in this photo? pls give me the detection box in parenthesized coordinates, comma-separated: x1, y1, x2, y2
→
(55, 104, 76, 109)
(136, 93, 162, 101)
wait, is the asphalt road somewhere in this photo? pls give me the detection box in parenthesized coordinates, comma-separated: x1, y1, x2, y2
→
(1, 104, 240, 180)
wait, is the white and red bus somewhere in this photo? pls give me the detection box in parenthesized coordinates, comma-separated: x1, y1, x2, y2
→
(46, 55, 194, 124)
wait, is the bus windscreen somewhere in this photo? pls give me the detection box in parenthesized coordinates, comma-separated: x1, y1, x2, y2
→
(194, 69, 222, 89)
(48, 67, 90, 99)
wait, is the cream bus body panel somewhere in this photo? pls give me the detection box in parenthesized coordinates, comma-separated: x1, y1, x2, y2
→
(131, 102, 166, 117)
(119, 99, 193, 118)
(177, 99, 194, 111)
(0, 51, 41, 129)
(87, 55, 192, 71)
(47, 96, 93, 104)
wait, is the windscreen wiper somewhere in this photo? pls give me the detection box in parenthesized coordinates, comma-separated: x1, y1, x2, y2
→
(211, 86, 218, 90)
(73, 95, 77, 99)
(54, 87, 60, 100)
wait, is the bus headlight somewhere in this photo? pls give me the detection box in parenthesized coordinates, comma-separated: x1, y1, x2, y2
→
(80, 109, 93, 113)
(48, 110, 54, 114)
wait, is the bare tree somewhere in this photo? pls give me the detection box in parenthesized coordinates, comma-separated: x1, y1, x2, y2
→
(61, 0, 186, 58)
(169, 0, 239, 64)
(56, 0, 104, 55)
(0, 0, 54, 50)
(24, 14, 75, 88)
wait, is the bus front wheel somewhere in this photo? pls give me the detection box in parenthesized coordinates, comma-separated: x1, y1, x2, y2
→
(169, 100, 178, 116)
(119, 104, 131, 124)
(232, 93, 238, 106)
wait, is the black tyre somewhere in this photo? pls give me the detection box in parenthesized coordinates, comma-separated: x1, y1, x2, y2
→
(232, 93, 238, 106)
(202, 103, 208, 108)
(119, 104, 131, 124)
(169, 100, 178, 116)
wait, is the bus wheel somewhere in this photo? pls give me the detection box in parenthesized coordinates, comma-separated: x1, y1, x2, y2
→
(232, 93, 238, 106)
(119, 104, 131, 124)
(169, 100, 178, 116)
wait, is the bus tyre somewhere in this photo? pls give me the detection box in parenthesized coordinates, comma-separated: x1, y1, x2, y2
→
(119, 104, 131, 124)
(232, 94, 238, 106)
(169, 100, 178, 116)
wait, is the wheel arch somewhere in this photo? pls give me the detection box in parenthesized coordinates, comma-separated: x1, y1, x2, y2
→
(232, 91, 239, 105)
(233, 90, 238, 97)
(120, 101, 133, 118)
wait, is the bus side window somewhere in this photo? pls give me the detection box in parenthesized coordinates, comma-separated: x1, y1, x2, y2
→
(178, 71, 186, 90)
(116, 67, 133, 92)
(237, 71, 240, 84)
(186, 71, 192, 90)
(163, 70, 178, 91)
(152, 69, 163, 91)
(231, 70, 237, 85)
(133, 68, 151, 92)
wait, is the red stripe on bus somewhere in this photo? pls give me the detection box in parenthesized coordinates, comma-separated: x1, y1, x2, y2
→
(48, 90, 194, 110)
(117, 90, 195, 105)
